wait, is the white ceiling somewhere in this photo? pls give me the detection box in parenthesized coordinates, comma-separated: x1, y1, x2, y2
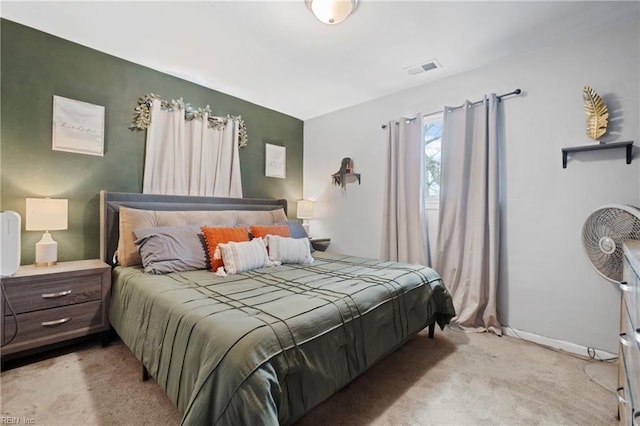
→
(1, 1, 637, 120)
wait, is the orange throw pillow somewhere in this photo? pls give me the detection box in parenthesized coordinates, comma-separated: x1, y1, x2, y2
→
(201, 226, 250, 272)
(249, 225, 291, 239)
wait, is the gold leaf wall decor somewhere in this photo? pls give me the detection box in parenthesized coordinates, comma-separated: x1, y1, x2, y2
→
(583, 85, 609, 140)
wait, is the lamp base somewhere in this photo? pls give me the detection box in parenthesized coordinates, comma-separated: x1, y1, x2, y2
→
(35, 261, 58, 267)
(34, 231, 58, 267)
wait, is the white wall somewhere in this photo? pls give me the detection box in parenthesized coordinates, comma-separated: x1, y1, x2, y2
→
(304, 13, 639, 353)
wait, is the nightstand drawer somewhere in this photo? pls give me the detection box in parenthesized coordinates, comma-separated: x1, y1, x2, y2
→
(4, 300, 103, 346)
(3, 274, 102, 314)
(622, 300, 640, 414)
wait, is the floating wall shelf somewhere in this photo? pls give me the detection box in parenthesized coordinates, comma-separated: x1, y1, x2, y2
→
(331, 172, 361, 187)
(561, 141, 633, 169)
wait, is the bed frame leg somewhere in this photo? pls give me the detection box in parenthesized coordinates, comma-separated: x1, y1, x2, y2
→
(100, 330, 111, 347)
(428, 323, 435, 339)
(142, 365, 150, 382)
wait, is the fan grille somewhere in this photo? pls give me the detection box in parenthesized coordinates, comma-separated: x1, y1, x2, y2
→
(582, 205, 640, 282)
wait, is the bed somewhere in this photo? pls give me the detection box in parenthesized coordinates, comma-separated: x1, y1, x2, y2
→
(100, 191, 455, 425)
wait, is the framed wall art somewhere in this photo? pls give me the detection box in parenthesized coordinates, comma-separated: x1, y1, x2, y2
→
(265, 143, 286, 179)
(52, 95, 105, 156)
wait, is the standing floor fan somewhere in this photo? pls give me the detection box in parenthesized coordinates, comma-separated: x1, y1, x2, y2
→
(582, 204, 640, 283)
(581, 204, 640, 390)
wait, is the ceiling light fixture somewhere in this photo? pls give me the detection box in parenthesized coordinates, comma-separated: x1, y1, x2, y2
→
(305, 0, 358, 25)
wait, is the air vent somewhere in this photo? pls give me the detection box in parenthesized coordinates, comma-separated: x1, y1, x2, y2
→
(405, 60, 441, 76)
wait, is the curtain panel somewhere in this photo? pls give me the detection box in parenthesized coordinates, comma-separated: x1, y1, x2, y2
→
(380, 119, 430, 266)
(434, 94, 501, 334)
(142, 102, 242, 197)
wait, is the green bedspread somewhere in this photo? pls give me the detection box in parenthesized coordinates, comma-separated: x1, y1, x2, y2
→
(109, 251, 455, 425)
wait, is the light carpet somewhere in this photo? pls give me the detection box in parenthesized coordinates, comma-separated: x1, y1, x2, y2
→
(0, 327, 617, 425)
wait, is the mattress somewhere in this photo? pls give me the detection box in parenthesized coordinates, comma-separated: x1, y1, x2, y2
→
(109, 251, 455, 425)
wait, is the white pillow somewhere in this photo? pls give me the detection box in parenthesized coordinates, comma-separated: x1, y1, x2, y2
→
(266, 235, 314, 265)
(218, 238, 272, 275)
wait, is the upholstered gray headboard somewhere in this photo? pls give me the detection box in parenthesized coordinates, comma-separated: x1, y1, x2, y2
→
(100, 191, 288, 267)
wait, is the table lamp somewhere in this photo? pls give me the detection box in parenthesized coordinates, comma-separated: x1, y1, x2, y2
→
(26, 198, 68, 267)
(297, 200, 314, 236)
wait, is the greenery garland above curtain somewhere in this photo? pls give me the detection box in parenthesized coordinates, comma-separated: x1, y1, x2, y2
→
(130, 93, 248, 148)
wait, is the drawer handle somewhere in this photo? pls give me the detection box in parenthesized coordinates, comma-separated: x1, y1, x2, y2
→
(633, 411, 639, 426)
(616, 387, 627, 405)
(41, 317, 72, 327)
(42, 290, 72, 299)
(620, 333, 634, 347)
(619, 281, 631, 292)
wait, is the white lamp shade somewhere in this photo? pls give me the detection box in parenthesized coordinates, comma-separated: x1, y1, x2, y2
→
(297, 200, 314, 219)
(26, 198, 68, 231)
(306, 0, 357, 25)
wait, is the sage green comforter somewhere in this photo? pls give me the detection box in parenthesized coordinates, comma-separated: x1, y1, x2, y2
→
(109, 251, 455, 425)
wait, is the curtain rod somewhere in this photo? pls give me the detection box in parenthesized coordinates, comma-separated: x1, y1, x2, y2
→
(381, 88, 522, 129)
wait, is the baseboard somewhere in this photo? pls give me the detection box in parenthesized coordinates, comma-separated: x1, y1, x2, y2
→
(502, 327, 617, 360)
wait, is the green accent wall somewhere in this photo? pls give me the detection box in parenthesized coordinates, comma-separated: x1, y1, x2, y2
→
(0, 19, 303, 265)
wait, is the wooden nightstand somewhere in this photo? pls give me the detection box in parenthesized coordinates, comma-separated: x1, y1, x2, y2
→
(310, 238, 331, 252)
(0, 259, 111, 360)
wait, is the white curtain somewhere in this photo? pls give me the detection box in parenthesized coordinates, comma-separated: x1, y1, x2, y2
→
(142, 102, 242, 197)
(434, 94, 501, 334)
(380, 118, 430, 266)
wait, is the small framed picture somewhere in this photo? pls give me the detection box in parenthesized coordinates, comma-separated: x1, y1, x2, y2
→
(265, 143, 286, 179)
(52, 95, 105, 156)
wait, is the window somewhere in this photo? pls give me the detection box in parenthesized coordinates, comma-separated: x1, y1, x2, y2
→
(423, 114, 442, 208)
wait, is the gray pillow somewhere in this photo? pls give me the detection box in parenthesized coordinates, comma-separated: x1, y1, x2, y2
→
(134, 224, 208, 274)
(281, 221, 309, 239)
